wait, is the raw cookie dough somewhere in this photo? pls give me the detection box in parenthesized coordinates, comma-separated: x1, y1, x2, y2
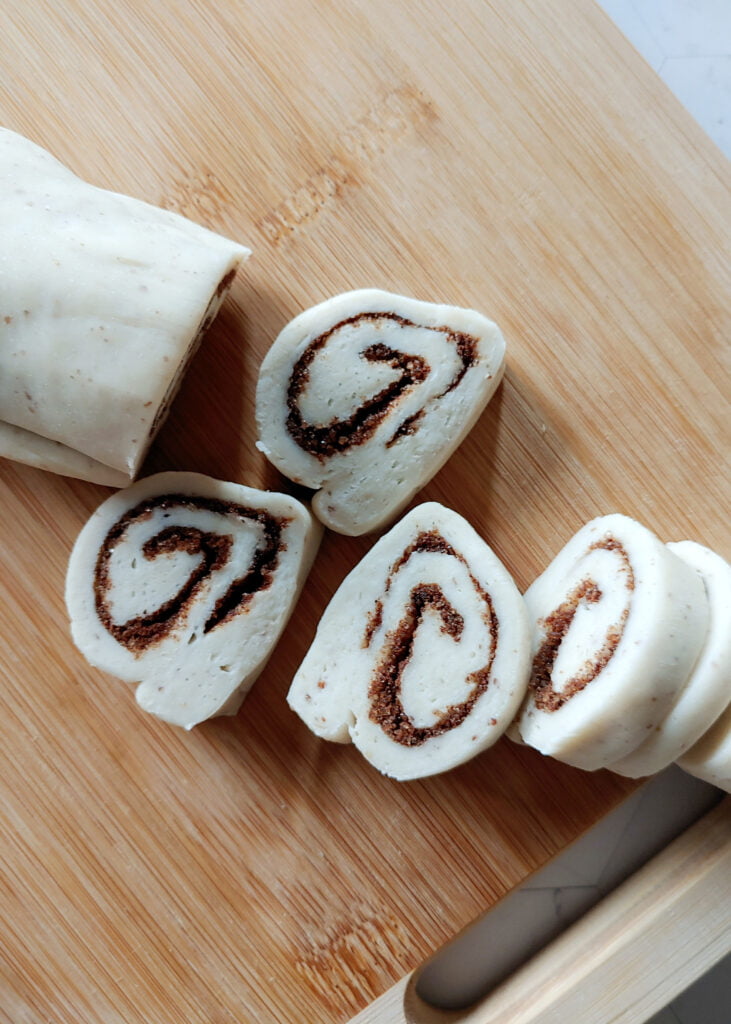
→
(66, 472, 321, 729)
(515, 514, 709, 772)
(612, 541, 730, 778)
(288, 502, 530, 780)
(678, 702, 731, 793)
(673, 542, 731, 793)
(255, 289, 505, 535)
(0, 128, 249, 485)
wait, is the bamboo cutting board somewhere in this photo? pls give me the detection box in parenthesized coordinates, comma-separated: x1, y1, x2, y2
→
(0, 1, 729, 1022)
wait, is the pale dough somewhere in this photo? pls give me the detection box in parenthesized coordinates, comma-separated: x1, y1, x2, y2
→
(66, 472, 321, 729)
(515, 514, 709, 771)
(612, 540, 730, 778)
(0, 128, 249, 484)
(287, 501, 530, 780)
(255, 290, 505, 535)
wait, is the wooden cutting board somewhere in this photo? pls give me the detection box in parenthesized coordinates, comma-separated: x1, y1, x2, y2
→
(0, 1, 728, 1021)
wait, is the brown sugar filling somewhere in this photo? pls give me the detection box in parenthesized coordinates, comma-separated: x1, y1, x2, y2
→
(285, 311, 478, 459)
(365, 530, 497, 746)
(529, 535, 634, 712)
(145, 266, 238, 447)
(93, 493, 287, 654)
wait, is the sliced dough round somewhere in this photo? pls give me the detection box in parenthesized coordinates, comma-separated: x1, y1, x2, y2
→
(0, 128, 249, 485)
(287, 502, 531, 780)
(677, 703, 731, 793)
(516, 514, 709, 771)
(255, 290, 505, 536)
(612, 541, 730, 778)
(66, 472, 321, 729)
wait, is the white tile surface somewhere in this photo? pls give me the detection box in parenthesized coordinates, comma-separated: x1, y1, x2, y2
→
(648, 1010, 684, 1024)
(597, 0, 731, 159)
(523, 793, 638, 888)
(661, 54, 731, 158)
(417, 768, 722, 1011)
(599, 0, 666, 69)
(673, 954, 731, 1024)
(630, 0, 730, 58)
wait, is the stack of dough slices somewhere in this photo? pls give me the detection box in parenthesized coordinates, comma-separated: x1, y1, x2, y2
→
(610, 541, 731, 780)
(0, 128, 249, 486)
(66, 472, 321, 729)
(287, 501, 531, 780)
(255, 289, 505, 536)
(513, 514, 730, 791)
(677, 703, 731, 793)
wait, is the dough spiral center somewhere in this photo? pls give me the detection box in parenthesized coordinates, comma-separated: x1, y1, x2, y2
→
(365, 530, 497, 746)
(529, 537, 634, 711)
(93, 494, 285, 654)
(285, 311, 477, 458)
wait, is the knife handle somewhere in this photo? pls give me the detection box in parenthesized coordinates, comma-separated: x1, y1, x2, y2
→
(348, 795, 731, 1024)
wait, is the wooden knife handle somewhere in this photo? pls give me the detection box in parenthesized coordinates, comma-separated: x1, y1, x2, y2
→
(349, 795, 731, 1024)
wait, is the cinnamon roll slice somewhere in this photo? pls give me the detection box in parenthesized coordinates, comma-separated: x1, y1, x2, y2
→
(612, 541, 730, 779)
(287, 502, 531, 780)
(255, 290, 505, 536)
(66, 472, 321, 729)
(0, 128, 249, 486)
(515, 514, 710, 772)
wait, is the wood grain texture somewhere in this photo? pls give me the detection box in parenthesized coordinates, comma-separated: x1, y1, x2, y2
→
(0, 0, 728, 1021)
(348, 797, 731, 1024)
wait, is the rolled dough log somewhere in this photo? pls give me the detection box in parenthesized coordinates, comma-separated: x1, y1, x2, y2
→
(515, 514, 709, 771)
(287, 502, 530, 780)
(66, 472, 321, 729)
(255, 289, 505, 535)
(612, 541, 731, 778)
(0, 128, 249, 485)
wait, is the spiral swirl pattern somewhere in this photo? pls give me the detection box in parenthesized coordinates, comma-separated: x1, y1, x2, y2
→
(66, 472, 320, 729)
(256, 290, 506, 535)
(93, 494, 284, 653)
(288, 503, 530, 780)
(516, 514, 709, 771)
(364, 530, 497, 747)
(529, 538, 633, 712)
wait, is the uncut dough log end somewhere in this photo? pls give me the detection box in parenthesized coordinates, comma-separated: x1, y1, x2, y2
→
(255, 289, 506, 536)
(288, 501, 531, 780)
(0, 127, 250, 485)
(66, 472, 321, 729)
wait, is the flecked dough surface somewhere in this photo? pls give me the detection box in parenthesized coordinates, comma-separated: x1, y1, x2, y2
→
(255, 289, 506, 535)
(515, 514, 710, 771)
(287, 501, 531, 780)
(612, 540, 731, 779)
(0, 128, 249, 485)
(66, 472, 321, 729)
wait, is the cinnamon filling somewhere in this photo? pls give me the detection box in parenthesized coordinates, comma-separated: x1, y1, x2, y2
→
(362, 599, 384, 648)
(365, 530, 497, 746)
(215, 267, 237, 299)
(94, 494, 286, 654)
(385, 409, 425, 448)
(530, 536, 634, 711)
(285, 311, 478, 458)
(145, 267, 237, 446)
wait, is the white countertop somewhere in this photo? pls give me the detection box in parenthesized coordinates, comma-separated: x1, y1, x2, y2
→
(599, 0, 731, 160)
